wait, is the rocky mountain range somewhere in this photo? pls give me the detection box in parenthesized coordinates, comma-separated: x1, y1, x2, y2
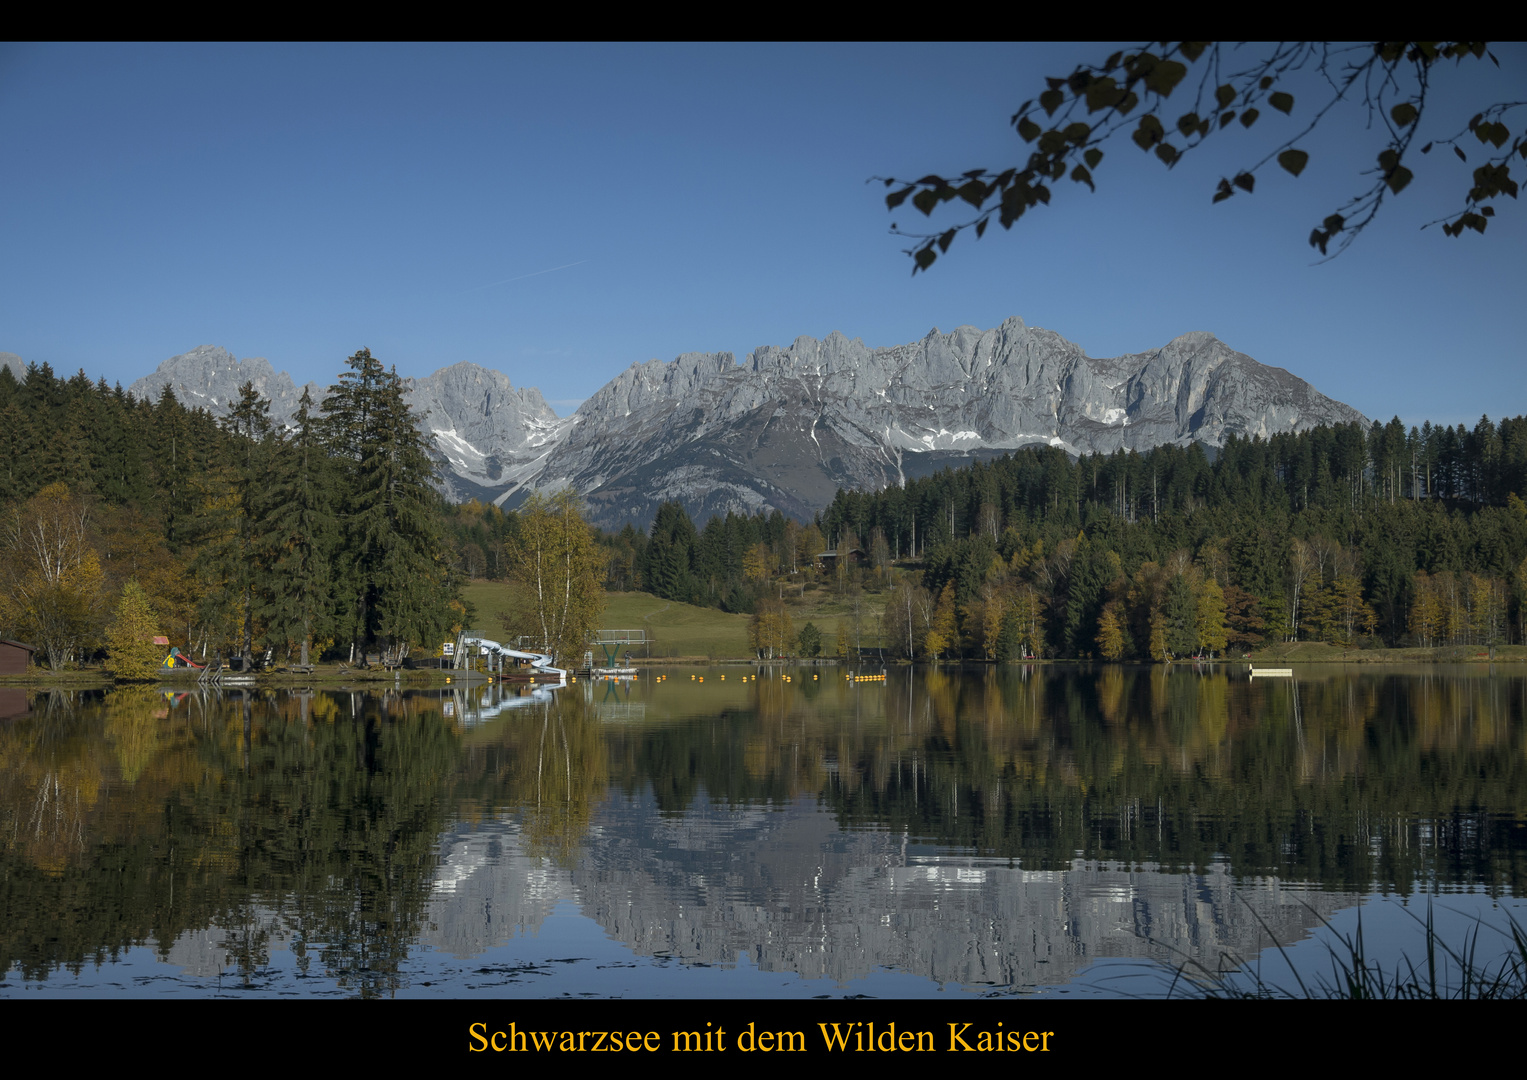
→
(100, 317, 1366, 529)
(124, 344, 328, 421)
(123, 345, 569, 506)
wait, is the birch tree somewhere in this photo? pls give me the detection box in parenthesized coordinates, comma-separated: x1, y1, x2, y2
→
(1, 483, 106, 670)
(505, 489, 604, 665)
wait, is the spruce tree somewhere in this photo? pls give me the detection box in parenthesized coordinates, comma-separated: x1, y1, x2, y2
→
(322, 349, 453, 660)
(152, 386, 200, 552)
(1164, 573, 1198, 657)
(0, 400, 24, 505)
(254, 390, 336, 667)
(644, 501, 698, 603)
(191, 382, 275, 664)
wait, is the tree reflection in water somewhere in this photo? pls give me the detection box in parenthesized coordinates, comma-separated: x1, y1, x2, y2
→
(0, 666, 1523, 995)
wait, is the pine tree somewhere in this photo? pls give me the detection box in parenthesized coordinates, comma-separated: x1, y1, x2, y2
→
(644, 502, 698, 603)
(994, 604, 1021, 662)
(797, 621, 822, 657)
(188, 458, 245, 658)
(323, 349, 454, 659)
(153, 386, 197, 551)
(1164, 573, 1198, 657)
(255, 390, 335, 666)
(223, 382, 276, 662)
(0, 400, 25, 506)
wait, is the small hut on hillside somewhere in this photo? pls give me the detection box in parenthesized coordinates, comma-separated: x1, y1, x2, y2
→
(816, 547, 863, 572)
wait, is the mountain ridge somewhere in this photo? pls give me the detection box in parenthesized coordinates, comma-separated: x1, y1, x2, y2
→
(89, 317, 1369, 528)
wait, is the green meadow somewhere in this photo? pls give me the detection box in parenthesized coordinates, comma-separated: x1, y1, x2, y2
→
(461, 584, 751, 659)
(458, 583, 895, 661)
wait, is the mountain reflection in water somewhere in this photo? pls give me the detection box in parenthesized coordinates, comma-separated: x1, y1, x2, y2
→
(2, 665, 1523, 997)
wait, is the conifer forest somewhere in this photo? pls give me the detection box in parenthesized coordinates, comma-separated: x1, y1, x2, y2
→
(2, 348, 1524, 669)
(0, 350, 461, 670)
(581, 417, 1527, 662)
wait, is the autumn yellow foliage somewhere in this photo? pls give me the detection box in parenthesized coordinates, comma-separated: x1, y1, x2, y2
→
(105, 580, 163, 682)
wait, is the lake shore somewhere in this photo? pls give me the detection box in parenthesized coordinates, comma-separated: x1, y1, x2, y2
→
(4, 643, 1523, 692)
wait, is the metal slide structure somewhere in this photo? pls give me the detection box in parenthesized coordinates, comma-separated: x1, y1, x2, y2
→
(454, 636, 567, 684)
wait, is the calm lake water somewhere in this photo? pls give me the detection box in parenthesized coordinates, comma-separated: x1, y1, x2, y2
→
(2, 665, 1524, 999)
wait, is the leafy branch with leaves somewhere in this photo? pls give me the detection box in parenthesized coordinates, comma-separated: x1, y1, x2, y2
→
(880, 42, 1523, 270)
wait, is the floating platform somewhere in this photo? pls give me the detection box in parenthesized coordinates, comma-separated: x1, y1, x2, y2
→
(1249, 667, 1294, 678)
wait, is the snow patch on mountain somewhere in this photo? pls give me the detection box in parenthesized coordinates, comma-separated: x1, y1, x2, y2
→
(115, 316, 1367, 529)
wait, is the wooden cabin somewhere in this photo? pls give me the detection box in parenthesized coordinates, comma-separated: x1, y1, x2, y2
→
(0, 638, 37, 676)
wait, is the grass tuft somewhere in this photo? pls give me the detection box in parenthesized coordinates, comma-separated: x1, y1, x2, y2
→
(1162, 897, 1527, 1000)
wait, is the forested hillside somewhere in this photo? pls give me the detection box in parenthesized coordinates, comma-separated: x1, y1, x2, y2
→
(817, 419, 1527, 659)
(0, 352, 462, 670)
(530, 416, 1527, 661)
(7, 346, 1525, 670)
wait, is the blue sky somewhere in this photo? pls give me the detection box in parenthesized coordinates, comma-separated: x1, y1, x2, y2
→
(2, 42, 1522, 429)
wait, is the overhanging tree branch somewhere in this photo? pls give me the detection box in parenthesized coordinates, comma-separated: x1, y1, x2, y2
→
(878, 42, 1523, 271)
